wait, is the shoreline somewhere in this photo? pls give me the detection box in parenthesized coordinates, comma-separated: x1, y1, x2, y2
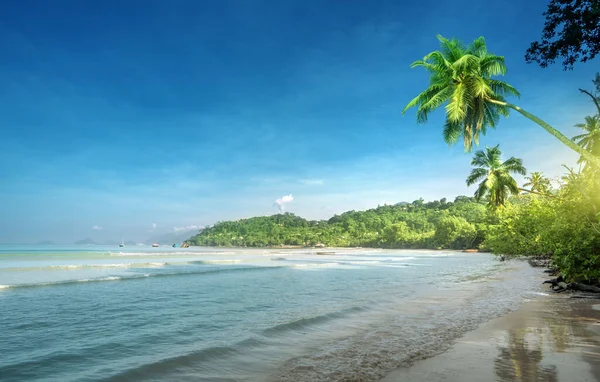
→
(380, 294, 600, 381)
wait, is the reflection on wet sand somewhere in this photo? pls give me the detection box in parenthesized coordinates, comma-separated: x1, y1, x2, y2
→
(381, 298, 600, 382)
(493, 300, 600, 382)
(494, 328, 558, 381)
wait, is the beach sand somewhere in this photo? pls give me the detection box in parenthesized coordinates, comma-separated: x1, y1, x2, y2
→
(381, 296, 600, 382)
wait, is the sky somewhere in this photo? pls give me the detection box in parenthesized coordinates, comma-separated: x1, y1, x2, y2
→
(0, 0, 598, 243)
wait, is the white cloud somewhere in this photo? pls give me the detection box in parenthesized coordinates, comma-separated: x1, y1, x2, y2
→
(275, 194, 294, 212)
(173, 224, 204, 232)
(300, 179, 324, 185)
(91, 225, 103, 231)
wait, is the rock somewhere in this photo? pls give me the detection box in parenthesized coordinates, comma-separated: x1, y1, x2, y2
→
(557, 282, 568, 290)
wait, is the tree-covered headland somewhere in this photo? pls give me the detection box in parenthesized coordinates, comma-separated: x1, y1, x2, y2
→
(187, 197, 489, 250)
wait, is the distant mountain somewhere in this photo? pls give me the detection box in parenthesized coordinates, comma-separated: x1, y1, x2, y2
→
(74, 238, 98, 245)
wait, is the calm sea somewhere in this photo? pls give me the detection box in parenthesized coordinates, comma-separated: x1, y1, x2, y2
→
(0, 245, 542, 381)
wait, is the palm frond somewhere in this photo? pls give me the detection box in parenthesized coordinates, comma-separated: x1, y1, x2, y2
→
(466, 168, 488, 185)
(443, 120, 462, 145)
(503, 157, 527, 175)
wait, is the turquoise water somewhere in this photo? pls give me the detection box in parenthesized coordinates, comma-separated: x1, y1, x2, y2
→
(0, 245, 542, 381)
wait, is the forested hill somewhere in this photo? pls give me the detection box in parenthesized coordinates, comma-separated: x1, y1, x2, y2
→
(186, 196, 492, 250)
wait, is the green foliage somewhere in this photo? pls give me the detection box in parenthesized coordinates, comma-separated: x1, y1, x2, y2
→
(572, 115, 600, 165)
(186, 199, 488, 250)
(433, 215, 477, 250)
(484, 168, 600, 283)
(523, 172, 552, 194)
(466, 145, 526, 208)
(407, 37, 600, 168)
(186, 167, 600, 284)
(403, 35, 518, 151)
(525, 0, 600, 70)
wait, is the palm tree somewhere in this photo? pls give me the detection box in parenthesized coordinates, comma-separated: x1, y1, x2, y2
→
(522, 172, 551, 194)
(466, 145, 526, 208)
(403, 35, 600, 167)
(572, 115, 600, 164)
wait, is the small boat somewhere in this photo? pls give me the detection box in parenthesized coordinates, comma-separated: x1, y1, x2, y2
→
(172, 243, 179, 248)
(152, 243, 160, 248)
(119, 241, 124, 247)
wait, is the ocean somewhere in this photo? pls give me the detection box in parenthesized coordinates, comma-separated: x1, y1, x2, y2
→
(0, 245, 543, 381)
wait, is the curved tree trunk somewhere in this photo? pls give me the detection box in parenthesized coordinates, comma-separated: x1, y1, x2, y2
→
(487, 99, 600, 168)
(518, 188, 553, 197)
(579, 89, 600, 115)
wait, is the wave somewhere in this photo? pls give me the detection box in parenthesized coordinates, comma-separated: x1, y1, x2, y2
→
(56, 262, 166, 270)
(98, 307, 366, 381)
(111, 251, 237, 256)
(289, 262, 341, 269)
(339, 260, 384, 265)
(98, 338, 266, 382)
(272, 263, 540, 382)
(189, 259, 244, 265)
(3, 262, 169, 272)
(1, 266, 284, 290)
(262, 306, 366, 336)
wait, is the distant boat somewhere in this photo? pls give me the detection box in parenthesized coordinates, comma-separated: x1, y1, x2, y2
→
(152, 243, 159, 248)
(119, 241, 124, 247)
(172, 243, 179, 248)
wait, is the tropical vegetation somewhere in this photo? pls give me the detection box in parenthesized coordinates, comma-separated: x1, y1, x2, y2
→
(186, 196, 491, 250)
(466, 145, 526, 208)
(403, 35, 600, 167)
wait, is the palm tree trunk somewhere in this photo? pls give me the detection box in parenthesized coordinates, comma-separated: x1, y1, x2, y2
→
(487, 99, 600, 168)
(579, 89, 600, 115)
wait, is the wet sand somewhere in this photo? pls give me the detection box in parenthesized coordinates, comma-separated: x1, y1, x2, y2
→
(381, 296, 600, 382)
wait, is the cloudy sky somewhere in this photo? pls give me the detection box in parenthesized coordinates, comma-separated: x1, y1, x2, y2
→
(0, 0, 597, 243)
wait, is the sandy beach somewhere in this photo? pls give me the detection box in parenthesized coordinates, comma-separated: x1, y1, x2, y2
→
(381, 295, 600, 382)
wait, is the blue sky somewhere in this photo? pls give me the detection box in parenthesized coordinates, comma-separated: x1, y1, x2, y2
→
(0, 0, 598, 243)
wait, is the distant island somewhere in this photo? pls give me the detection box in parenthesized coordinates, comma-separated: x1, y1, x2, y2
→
(35, 240, 55, 245)
(73, 238, 98, 245)
(186, 196, 488, 250)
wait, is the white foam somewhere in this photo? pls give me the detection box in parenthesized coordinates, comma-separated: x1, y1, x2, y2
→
(290, 263, 342, 269)
(197, 259, 244, 265)
(45, 262, 167, 270)
(343, 260, 382, 265)
(78, 276, 122, 283)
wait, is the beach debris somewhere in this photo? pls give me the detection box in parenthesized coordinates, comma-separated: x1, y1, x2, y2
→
(571, 294, 600, 299)
(571, 282, 600, 294)
(543, 276, 600, 294)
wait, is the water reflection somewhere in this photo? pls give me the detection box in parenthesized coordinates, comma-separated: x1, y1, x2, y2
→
(493, 300, 600, 382)
(494, 328, 558, 381)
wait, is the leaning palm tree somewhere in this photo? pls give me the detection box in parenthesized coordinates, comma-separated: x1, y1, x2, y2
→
(403, 35, 600, 167)
(522, 172, 551, 194)
(466, 145, 526, 208)
(572, 115, 600, 164)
